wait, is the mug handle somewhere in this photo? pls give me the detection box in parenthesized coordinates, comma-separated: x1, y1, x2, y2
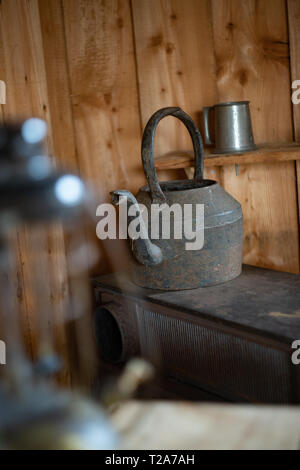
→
(203, 106, 214, 145)
(141, 107, 205, 203)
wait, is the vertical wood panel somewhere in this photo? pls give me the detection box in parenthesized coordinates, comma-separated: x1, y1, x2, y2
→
(62, 0, 147, 280)
(38, 0, 80, 384)
(62, 0, 145, 195)
(0, 0, 72, 384)
(38, 0, 78, 170)
(288, 0, 300, 142)
(210, 0, 299, 273)
(287, 0, 300, 226)
(131, 0, 221, 182)
(0, 0, 51, 362)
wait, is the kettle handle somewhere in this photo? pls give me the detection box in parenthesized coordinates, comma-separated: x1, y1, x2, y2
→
(141, 107, 205, 203)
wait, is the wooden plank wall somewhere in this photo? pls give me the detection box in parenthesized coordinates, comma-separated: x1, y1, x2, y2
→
(0, 0, 299, 385)
(211, 0, 299, 274)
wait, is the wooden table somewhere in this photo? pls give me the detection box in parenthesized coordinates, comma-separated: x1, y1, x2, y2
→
(112, 401, 300, 450)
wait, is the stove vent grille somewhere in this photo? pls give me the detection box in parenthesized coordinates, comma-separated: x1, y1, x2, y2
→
(136, 306, 292, 403)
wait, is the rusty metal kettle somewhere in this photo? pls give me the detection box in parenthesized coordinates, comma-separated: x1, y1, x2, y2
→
(112, 107, 243, 290)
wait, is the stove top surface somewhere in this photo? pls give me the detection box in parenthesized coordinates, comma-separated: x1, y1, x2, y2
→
(93, 265, 300, 343)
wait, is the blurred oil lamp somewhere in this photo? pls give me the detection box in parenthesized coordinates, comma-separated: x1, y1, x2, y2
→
(0, 118, 152, 449)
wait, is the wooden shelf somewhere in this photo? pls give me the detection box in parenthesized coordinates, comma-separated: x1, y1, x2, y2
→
(155, 143, 300, 170)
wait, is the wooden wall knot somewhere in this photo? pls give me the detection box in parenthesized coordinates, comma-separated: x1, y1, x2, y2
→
(165, 42, 175, 54)
(149, 34, 163, 48)
(261, 38, 289, 60)
(226, 22, 235, 32)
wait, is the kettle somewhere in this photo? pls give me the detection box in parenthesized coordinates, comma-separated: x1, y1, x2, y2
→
(112, 107, 243, 290)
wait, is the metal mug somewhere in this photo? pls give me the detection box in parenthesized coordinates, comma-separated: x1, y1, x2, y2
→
(203, 101, 257, 154)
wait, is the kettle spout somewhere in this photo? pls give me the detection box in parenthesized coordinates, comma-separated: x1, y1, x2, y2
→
(111, 190, 163, 267)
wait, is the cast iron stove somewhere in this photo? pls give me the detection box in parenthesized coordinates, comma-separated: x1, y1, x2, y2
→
(93, 265, 300, 404)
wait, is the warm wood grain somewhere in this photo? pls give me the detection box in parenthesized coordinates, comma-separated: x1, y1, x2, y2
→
(113, 401, 300, 450)
(62, 0, 147, 279)
(131, 0, 222, 183)
(287, 0, 300, 224)
(288, 0, 300, 142)
(62, 0, 145, 195)
(38, 0, 78, 171)
(155, 144, 300, 169)
(0, 0, 72, 384)
(0, 0, 51, 363)
(38, 0, 92, 387)
(210, 0, 299, 274)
